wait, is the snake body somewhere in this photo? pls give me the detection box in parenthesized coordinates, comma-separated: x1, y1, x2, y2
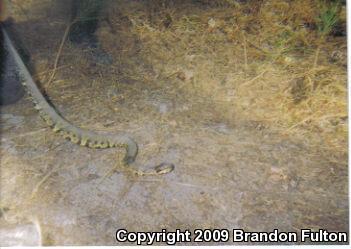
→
(2, 27, 174, 176)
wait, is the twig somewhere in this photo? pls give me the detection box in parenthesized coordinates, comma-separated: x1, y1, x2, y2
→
(31, 164, 59, 199)
(242, 32, 248, 73)
(239, 70, 267, 88)
(34, 65, 70, 78)
(286, 114, 316, 131)
(313, 45, 321, 69)
(46, 21, 73, 89)
(98, 153, 124, 184)
(6, 128, 48, 139)
(246, 39, 270, 55)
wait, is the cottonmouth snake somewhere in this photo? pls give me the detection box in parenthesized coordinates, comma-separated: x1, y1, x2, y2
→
(2, 27, 174, 176)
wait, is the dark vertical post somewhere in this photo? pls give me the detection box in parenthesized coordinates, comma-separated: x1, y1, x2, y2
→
(0, 22, 25, 105)
(69, 0, 106, 46)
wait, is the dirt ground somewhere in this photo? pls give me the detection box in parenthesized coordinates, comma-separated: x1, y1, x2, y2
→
(0, 0, 348, 245)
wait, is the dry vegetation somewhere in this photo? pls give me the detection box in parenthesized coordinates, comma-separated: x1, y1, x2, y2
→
(98, 0, 347, 153)
(7, 0, 348, 152)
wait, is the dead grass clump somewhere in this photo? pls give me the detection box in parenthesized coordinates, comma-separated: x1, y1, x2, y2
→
(99, 0, 346, 152)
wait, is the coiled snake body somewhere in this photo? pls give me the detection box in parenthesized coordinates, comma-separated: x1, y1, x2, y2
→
(2, 27, 174, 176)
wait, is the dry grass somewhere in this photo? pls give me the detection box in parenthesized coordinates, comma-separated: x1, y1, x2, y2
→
(9, 0, 347, 153)
(98, 0, 347, 153)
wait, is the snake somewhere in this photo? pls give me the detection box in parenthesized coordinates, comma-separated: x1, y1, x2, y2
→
(2, 27, 174, 176)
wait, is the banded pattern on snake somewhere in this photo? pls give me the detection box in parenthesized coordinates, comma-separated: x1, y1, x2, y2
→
(2, 27, 174, 176)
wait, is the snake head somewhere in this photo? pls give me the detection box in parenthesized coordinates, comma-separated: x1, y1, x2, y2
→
(154, 163, 175, 174)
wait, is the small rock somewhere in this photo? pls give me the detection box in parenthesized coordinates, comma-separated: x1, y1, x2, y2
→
(158, 103, 168, 114)
(177, 69, 194, 82)
(269, 166, 288, 181)
(169, 120, 177, 127)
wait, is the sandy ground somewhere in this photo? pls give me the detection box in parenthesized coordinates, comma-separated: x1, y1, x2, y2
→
(0, 0, 348, 245)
